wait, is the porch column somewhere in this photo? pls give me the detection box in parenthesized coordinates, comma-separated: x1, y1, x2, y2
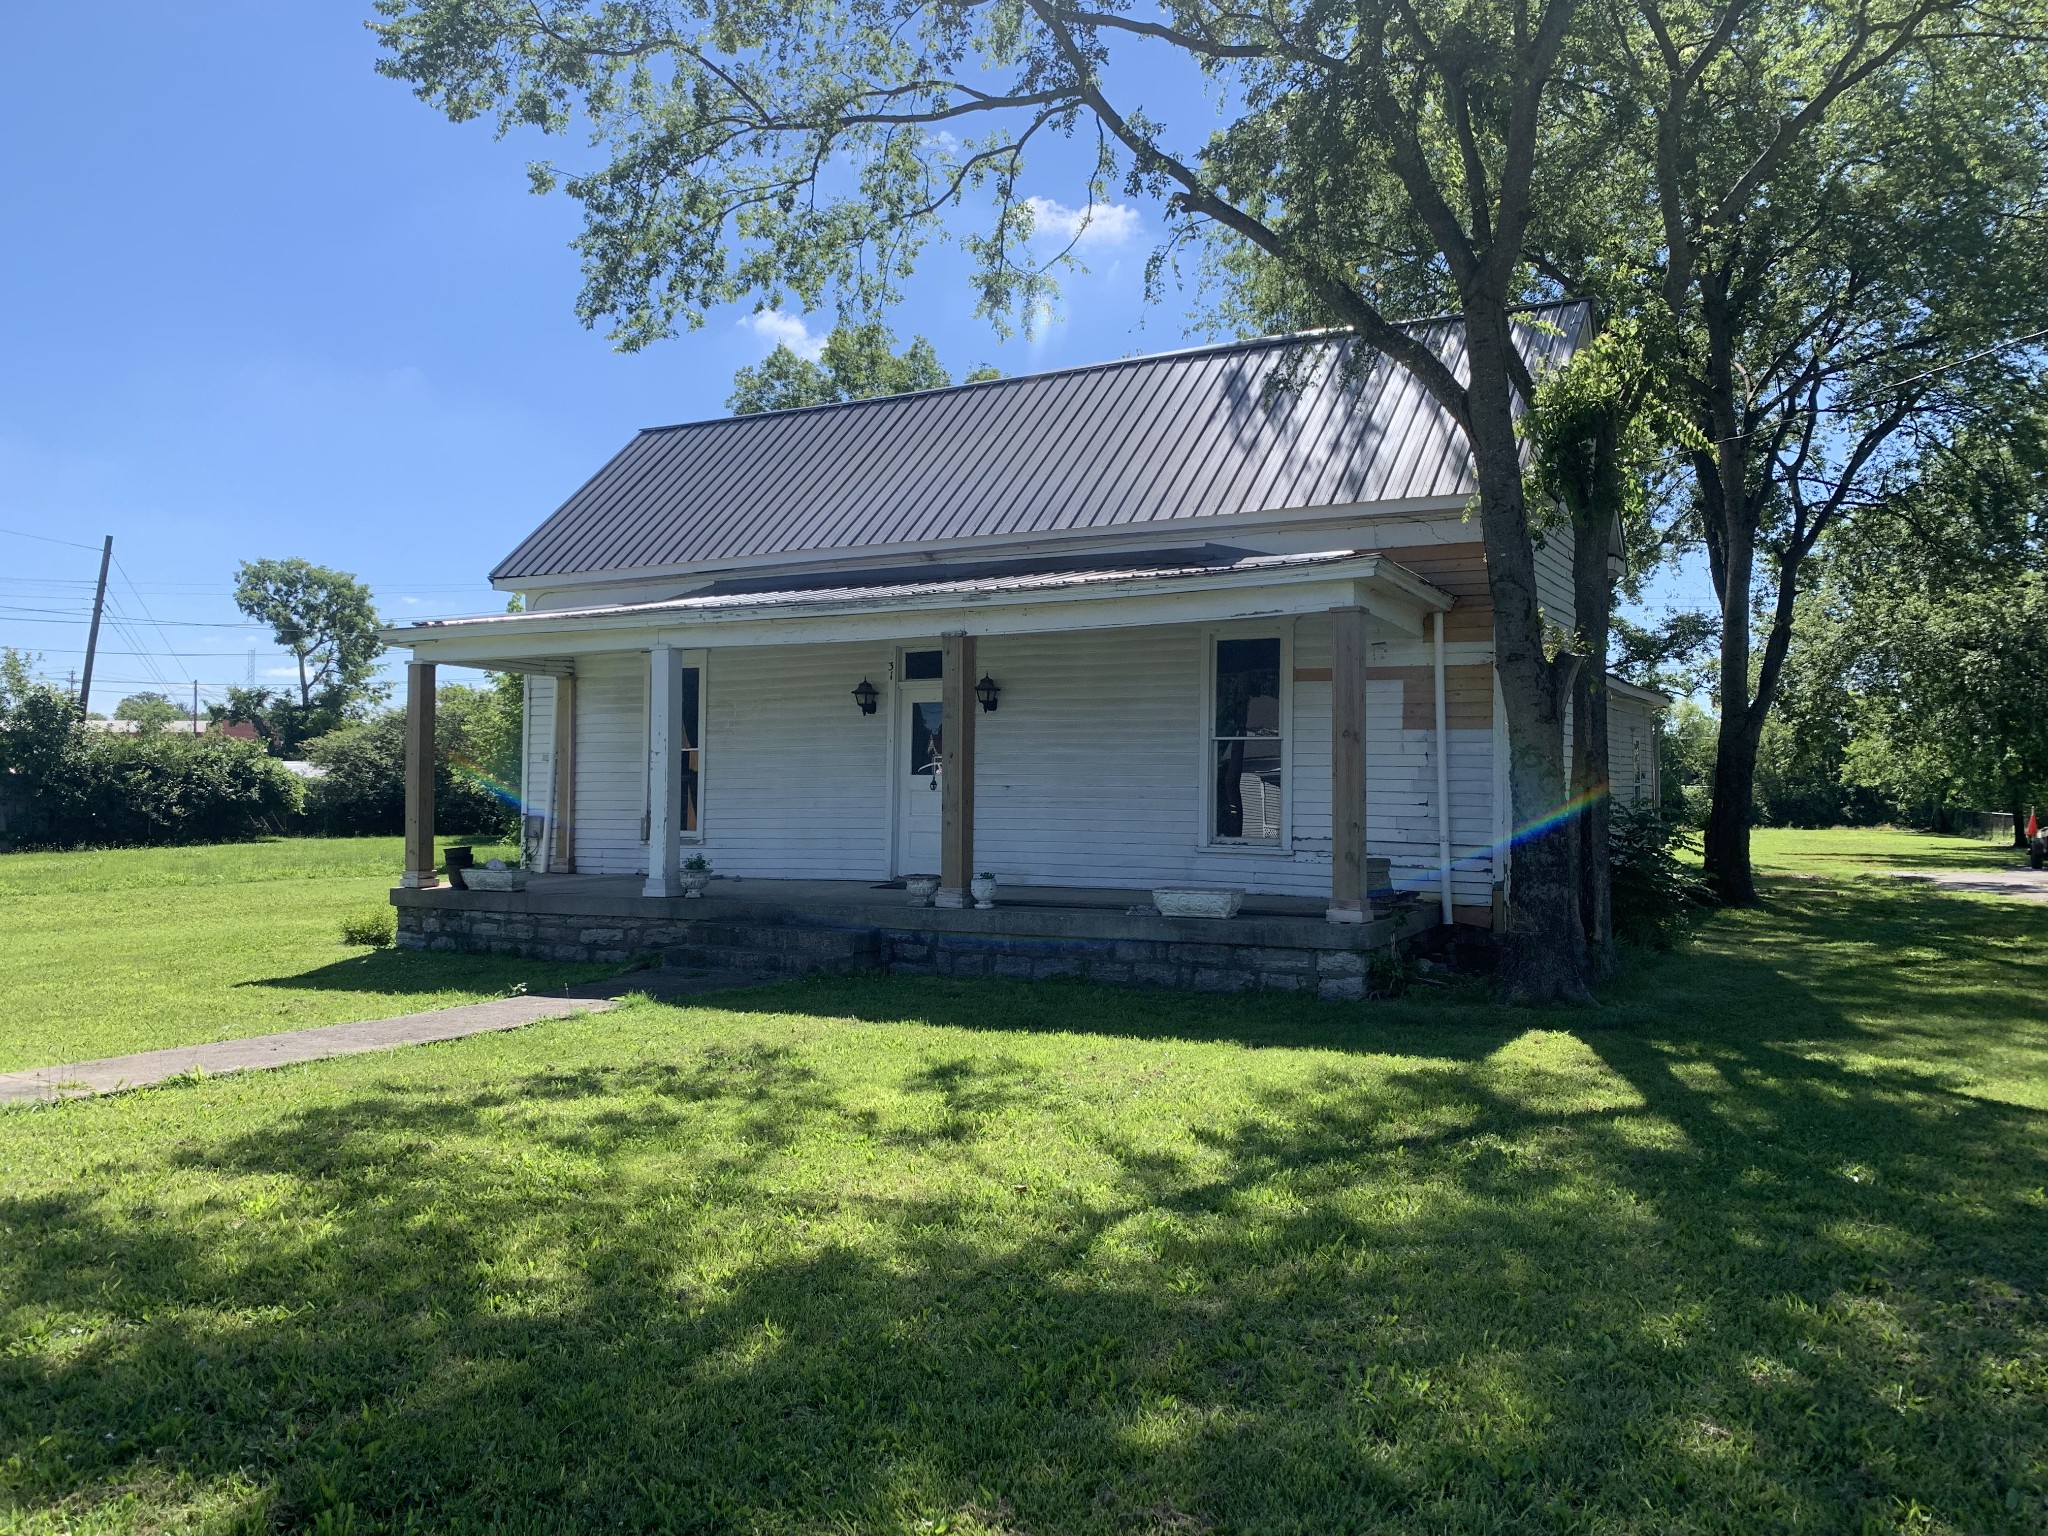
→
(1328, 606, 1368, 923)
(402, 660, 438, 889)
(644, 644, 684, 898)
(935, 630, 976, 909)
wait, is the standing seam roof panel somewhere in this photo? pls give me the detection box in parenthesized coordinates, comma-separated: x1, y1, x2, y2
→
(489, 305, 1589, 582)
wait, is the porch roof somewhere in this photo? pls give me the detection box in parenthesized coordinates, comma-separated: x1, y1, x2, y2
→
(381, 548, 1455, 669)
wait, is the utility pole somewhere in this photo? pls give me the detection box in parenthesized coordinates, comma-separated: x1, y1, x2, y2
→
(77, 535, 112, 715)
(191, 681, 200, 735)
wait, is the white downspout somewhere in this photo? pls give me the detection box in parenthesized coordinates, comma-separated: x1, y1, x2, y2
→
(1434, 611, 1453, 927)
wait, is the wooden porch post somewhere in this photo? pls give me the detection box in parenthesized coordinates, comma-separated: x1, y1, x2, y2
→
(1328, 607, 1368, 923)
(549, 674, 577, 873)
(935, 630, 976, 909)
(402, 660, 438, 889)
(644, 645, 684, 897)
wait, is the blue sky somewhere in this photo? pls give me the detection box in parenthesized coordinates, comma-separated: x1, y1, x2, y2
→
(2, 3, 1698, 713)
(1, 2, 1193, 710)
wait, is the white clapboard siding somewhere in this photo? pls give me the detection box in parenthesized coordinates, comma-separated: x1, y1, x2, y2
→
(1608, 690, 1661, 807)
(570, 651, 653, 875)
(561, 623, 1511, 902)
(1533, 522, 1577, 635)
(696, 641, 896, 880)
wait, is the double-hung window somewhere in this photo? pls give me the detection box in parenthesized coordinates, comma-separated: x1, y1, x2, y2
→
(1211, 636, 1284, 844)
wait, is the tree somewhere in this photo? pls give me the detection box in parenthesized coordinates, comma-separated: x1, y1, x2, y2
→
(375, 0, 1607, 999)
(1587, 0, 2048, 901)
(729, 322, 966, 414)
(232, 558, 384, 713)
(114, 692, 184, 730)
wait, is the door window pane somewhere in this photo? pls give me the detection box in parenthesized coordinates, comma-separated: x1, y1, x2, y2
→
(903, 650, 944, 680)
(1212, 639, 1283, 842)
(909, 701, 943, 777)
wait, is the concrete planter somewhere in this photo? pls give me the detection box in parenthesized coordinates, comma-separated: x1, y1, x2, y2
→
(970, 875, 998, 909)
(681, 869, 712, 898)
(904, 875, 942, 907)
(463, 868, 529, 893)
(1152, 887, 1243, 920)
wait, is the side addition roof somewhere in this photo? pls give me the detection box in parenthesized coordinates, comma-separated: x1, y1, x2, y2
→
(493, 302, 1589, 585)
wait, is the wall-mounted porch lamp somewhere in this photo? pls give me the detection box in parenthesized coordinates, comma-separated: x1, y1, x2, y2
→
(975, 674, 1001, 712)
(852, 678, 879, 716)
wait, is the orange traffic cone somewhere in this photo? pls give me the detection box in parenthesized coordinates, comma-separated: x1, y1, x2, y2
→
(2030, 812, 2040, 840)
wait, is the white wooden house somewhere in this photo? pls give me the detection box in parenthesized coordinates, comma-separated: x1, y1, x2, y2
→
(382, 303, 1665, 989)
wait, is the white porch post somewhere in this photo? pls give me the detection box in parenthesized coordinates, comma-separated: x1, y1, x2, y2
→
(644, 644, 684, 897)
(1433, 610, 1453, 925)
(1328, 606, 1368, 923)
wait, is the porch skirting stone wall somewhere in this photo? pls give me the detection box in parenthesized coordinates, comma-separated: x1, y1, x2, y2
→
(394, 888, 1426, 1002)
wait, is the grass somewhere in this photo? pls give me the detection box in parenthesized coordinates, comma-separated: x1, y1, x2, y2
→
(0, 830, 2042, 1532)
(0, 838, 609, 1073)
(1749, 824, 2024, 877)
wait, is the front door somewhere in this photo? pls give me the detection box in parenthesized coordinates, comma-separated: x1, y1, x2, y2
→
(895, 683, 943, 875)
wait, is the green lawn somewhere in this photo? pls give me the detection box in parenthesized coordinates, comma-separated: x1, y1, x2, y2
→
(0, 831, 2043, 1532)
(1750, 824, 2024, 877)
(0, 839, 608, 1073)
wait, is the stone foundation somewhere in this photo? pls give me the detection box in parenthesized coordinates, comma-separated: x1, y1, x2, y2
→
(396, 899, 1424, 1001)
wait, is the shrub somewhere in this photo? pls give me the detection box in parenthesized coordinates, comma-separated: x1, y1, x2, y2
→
(1, 691, 304, 848)
(340, 905, 397, 947)
(1610, 800, 1713, 948)
(302, 699, 516, 840)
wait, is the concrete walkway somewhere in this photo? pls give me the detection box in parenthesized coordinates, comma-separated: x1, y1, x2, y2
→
(1888, 868, 2048, 903)
(0, 969, 751, 1107)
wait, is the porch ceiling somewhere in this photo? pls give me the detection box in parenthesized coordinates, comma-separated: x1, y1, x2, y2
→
(381, 548, 1454, 668)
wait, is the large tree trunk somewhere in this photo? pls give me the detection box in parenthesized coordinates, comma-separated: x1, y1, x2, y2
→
(1464, 301, 1593, 1004)
(1699, 280, 1761, 907)
(1570, 489, 1617, 979)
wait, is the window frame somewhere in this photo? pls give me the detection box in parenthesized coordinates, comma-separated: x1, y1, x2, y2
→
(642, 648, 709, 845)
(1197, 623, 1293, 852)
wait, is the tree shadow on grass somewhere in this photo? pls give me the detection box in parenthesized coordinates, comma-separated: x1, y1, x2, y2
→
(6, 929, 2043, 1534)
(236, 947, 612, 1000)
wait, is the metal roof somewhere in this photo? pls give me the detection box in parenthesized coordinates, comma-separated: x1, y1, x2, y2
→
(492, 303, 1590, 584)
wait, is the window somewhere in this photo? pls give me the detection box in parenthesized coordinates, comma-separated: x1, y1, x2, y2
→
(679, 666, 702, 834)
(1212, 636, 1283, 843)
(903, 649, 944, 680)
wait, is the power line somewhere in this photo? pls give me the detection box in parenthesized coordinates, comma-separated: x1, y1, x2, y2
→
(0, 526, 103, 551)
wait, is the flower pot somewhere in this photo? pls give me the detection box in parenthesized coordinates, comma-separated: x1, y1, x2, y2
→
(463, 867, 528, 893)
(969, 875, 998, 909)
(1151, 886, 1243, 919)
(680, 869, 712, 898)
(904, 874, 942, 907)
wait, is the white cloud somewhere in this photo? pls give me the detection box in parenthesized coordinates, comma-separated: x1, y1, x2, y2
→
(739, 308, 827, 359)
(1025, 196, 1141, 250)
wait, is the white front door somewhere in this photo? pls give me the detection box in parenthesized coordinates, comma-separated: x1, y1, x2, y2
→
(895, 683, 943, 876)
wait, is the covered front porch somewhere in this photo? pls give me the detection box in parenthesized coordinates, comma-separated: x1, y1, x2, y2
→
(384, 547, 1476, 990)
(393, 870, 1428, 999)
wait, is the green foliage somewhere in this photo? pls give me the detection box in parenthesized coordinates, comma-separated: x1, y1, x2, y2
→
(302, 681, 521, 839)
(339, 904, 398, 947)
(232, 557, 384, 712)
(0, 681, 304, 848)
(728, 321, 959, 414)
(1608, 801, 1711, 947)
(111, 691, 183, 729)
